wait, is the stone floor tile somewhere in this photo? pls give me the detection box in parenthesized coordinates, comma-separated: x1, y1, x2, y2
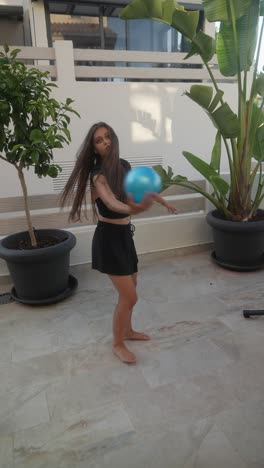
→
(14, 403, 134, 468)
(139, 337, 234, 389)
(0, 435, 14, 468)
(0, 383, 50, 436)
(45, 364, 149, 422)
(214, 400, 264, 466)
(0, 250, 263, 467)
(183, 424, 248, 468)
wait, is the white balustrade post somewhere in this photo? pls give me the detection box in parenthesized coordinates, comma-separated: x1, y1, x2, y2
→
(54, 41, 75, 86)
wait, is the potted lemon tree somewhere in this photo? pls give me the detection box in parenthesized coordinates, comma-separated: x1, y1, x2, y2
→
(121, 0, 264, 271)
(0, 46, 80, 303)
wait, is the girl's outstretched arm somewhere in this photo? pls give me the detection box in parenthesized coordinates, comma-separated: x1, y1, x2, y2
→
(93, 174, 155, 215)
(153, 193, 179, 214)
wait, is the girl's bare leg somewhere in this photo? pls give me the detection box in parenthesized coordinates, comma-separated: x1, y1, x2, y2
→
(109, 275, 138, 363)
(124, 273, 150, 341)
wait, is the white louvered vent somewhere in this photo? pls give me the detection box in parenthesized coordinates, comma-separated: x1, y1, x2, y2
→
(52, 156, 163, 193)
(127, 156, 163, 167)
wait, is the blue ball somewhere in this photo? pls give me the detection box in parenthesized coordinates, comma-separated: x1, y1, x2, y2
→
(124, 166, 161, 203)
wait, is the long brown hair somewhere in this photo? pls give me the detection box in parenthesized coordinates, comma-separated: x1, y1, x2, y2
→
(60, 122, 126, 221)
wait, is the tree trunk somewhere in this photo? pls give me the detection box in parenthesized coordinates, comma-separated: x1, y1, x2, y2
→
(17, 167, 37, 247)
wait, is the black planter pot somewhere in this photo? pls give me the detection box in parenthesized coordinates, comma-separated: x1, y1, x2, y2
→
(206, 210, 264, 271)
(0, 229, 78, 305)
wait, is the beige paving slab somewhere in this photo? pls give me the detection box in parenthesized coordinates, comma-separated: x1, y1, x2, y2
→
(95, 420, 213, 468)
(214, 401, 264, 466)
(183, 424, 248, 468)
(45, 364, 149, 423)
(0, 250, 264, 467)
(0, 435, 14, 468)
(13, 391, 50, 433)
(14, 403, 134, 468)
(0, 386, 50, 436)
(138, 337, 234, 389)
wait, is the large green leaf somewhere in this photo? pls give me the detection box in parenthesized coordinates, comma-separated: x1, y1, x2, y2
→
(260, 0, 264, 15)
(210, 131, 221, 171)
(211, 102, 239, 137)
(253, 124, 264, 161)
(138, 0, 163, 17)
(216, 0, 260, 76)
(248, 101, 264, 154)
(153, 164, 175, 190)
(120, 0, 149, 20)
(185, 85, 213, 110)
(210, 174, 229, 196)
(171, 9, 199, 39)
(208, 90, 224, 112)
(256, 72, 264, 97)
(185, 31, 215, 62)
(173, 175, 188, 184)
(162, 0, 183, 23)
(153, 164, 168, 179)
(120, 0, 199, 39)
(238, 0, 260, 71)
(203, 0, 252, 23)
(216, 24, 237, 76)
(182, 151, 229, 196)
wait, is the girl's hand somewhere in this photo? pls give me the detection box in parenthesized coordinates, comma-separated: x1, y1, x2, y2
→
(127, 193, 155, 214)
(164, 202, 179, 214)
(152, 193, 178, 214)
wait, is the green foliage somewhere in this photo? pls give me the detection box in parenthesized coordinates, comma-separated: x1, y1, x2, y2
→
(210, 131, 221, 171)
(0, 46, 80, 178)
(203, 0, 252, 23)
(0, 46, 80, 245)
(121, 0, 264, 220)
(216, 0, 259, 76)
(185, 31, 215, 62)
(153, 164, 178, 191)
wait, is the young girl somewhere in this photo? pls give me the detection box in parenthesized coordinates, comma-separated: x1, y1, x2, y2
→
(61, 122, 178, 364)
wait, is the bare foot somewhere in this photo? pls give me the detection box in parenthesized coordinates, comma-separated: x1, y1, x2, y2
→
(112, 344, 137, 364)
(125, 330, 151, 341)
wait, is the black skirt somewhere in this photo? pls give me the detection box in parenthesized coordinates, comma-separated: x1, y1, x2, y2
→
(92, 221, 138, 276)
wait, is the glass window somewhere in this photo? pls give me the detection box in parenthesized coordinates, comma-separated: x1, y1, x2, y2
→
(126, 17, 202, 54)
(127, 20, 176, 53)
(47, 1, 204, 53)
(49, 13, 101, 49)
(104, 17, 126, 50)
(0, 17, 25, 45)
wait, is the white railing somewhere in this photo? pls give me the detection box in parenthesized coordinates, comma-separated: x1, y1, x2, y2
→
(0, 42, 235, 83)
(3, 46, 57, 77)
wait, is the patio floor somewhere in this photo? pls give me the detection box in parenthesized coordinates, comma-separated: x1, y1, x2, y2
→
(0, 247, 264, 468)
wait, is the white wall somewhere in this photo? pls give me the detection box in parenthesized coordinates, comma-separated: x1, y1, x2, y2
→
(0, 76, 237, 197)
(0, 41, 238, 197)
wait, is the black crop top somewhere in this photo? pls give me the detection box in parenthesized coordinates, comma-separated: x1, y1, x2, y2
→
(92, 158, 131, 219)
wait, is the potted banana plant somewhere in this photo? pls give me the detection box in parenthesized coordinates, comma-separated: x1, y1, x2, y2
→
(121, 0, 264, 271)
(0, 46, 80, 304)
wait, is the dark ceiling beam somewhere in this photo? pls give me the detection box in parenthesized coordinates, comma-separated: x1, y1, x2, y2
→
(47, 0, 130, 7)
(104, 6, 115, 15)
(47, 1, 203, 12)
(66, 3, 76, 14)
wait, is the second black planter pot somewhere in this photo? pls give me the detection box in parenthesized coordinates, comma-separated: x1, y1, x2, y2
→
(206, 210, 264, 271)
(0, 229, 77, 305)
